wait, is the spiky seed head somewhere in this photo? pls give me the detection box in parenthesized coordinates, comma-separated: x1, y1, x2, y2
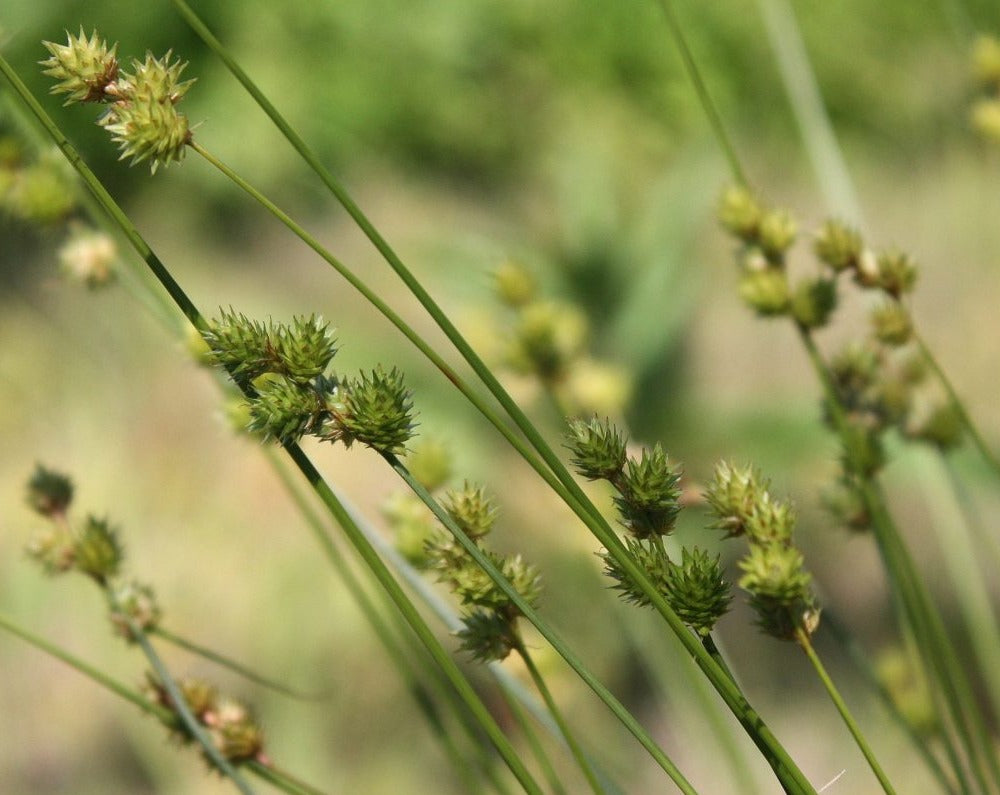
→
(40, 28, 119, 104)
(718, 185, 762, 241)
(745, 492, 796, 545)
(814, 219, 863, 272)
(443, 482, 499, 540)
(757, 209, 797, 261)
(74, 515, 123, 582)
(109, 580, 162, 640)
(565, 416, 627, 482)
(456, 608, 518, 662)
(246, 374, 322, 444)
(739, 543, 819, 640)
(663, 547, 732, 636)
(26, 464, 73, 517)
(505, 301, 587, 381)
(703, 461, 765, 538)
(738, 268, 790, 316)
(614, 445, 682, 539)
(907, 402, 964, 451)
(120, 50, 195, 104)
(101, 92, 191, 174)
(494, 260, 536, 307)
(209, 699, 266, 762)
(338, 366, 415, 454)
(875, 250, 918, 298)
(790, 277, 837, 329)
(871, 302, 913, 346)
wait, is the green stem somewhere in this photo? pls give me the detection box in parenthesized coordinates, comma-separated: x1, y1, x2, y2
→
(107, 591, 258, 794)
(388, 454, 700, 794)
(264, 448, 508, 792)
(795, 628, 898, 795)
(0, 613, 324, 794)
(0, 55, 542, 795)
(150, 625, 324, 700)
(821, 611, 958, 795)
(497, 683, 568, 795)
(798, 325, 999, 794)
(244, 761, 328, 795)
(0, 612, 171, 720)
(653, 0, 748, 187)
(281, 443, 544, 795)
(4, 48, 811, 794)
(915, 332, 1000, 480)
(702, 635, 800, 795)
(514, 639, 604, 795)
(163, 11, 820, 785)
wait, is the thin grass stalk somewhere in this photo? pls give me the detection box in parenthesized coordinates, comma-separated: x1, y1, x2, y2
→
(912, 450, 1000, 726)
(107, 596, 257, 794)
(543, 383, 762, 795)
(0, 55, 545, 794)
(185, 136, 815, 793)
(387, 454, 702, 795)
(513, 640, 605, 795)
(653, 0, 748, 187)
(794, 628, 898, 795)
(800, 327, 1000, 794)
(0, 612, 171, 719)
(914, 334, 1000, 480)
(163, 12, 820, 785)
(822, 611, 959, 795)
(496, 684, 569, 795)
(0, 613, 324, 794)
(646, 2, 995, 787)
(751, 7, 989, 784)
(280, 444, 545, 794)
(150, 626, 323, 700)
(264, 448, 516, 792)
(700, 635, 806, 795)
(242, 762, 327, 795)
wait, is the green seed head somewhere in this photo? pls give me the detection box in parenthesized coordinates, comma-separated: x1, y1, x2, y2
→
(40, 28, 119, 105)
(738, 268, 790, 316)
(814, 219, 863, 272)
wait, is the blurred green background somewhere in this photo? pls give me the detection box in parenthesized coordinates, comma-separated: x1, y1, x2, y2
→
(2, 0, 1000, 792)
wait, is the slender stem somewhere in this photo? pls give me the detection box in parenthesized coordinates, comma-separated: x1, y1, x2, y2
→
(264, 448, 510, 792)
(107, 592, 257, 794)
(702, 635, 800, 795)
(0, 612, 172, 720)
(243, 762, 328, 795)
(150, 625, 324, 700)
(0, 56, 542, 794)
(514, 639, 604, 795)
(388, 454, 702, 795)
(497, 683, 568, 795)
(798, 325, 999, 793)
(653, 0, 748, 187)
(915, 332, 1000, 480)
(821, 611, 958, 795)
(281, 443, 544, 795)
(3, 49, 812, 794)
(795, 628, 898, 795)
(163, 12, 819, 785)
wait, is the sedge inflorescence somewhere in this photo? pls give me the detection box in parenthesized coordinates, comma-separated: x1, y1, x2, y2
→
(718, 188, 963, 533)
(204, 309, 415, 456)
(41, 28, 194, 173)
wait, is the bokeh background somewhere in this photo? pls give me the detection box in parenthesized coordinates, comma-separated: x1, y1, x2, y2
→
(2, 0, 999, 792)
